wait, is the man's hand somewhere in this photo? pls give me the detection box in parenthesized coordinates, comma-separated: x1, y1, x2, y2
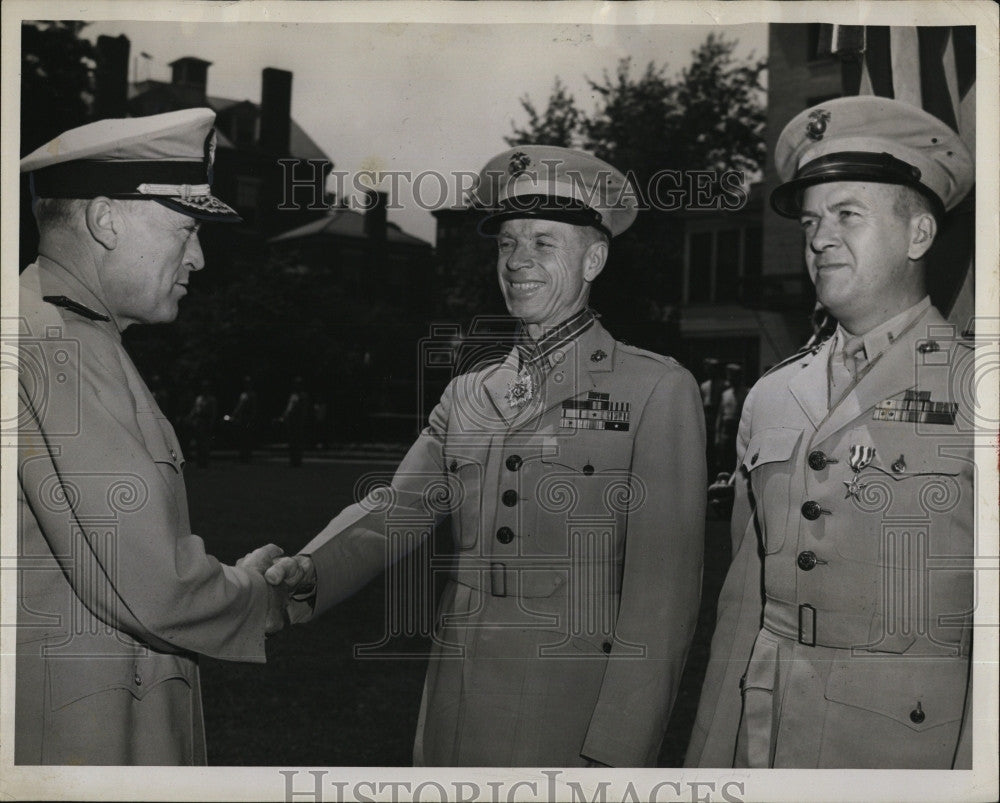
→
(236, 544, 291, 634)
(236, 543, 285, 575)
(265, 554, 316, 595)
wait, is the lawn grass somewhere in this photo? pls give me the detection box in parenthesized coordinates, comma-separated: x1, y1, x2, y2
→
(185, 458, 729, 767)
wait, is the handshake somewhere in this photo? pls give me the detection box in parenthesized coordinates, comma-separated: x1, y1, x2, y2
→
(236, 544, 317, 635)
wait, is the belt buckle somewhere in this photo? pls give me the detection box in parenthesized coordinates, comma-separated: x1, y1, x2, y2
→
(490, 562, 507, 597)
(798, 603, 816, 647)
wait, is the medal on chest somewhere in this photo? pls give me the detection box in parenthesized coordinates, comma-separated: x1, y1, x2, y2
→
(504, 367, 534, 409)
(843, 444, 876, 499)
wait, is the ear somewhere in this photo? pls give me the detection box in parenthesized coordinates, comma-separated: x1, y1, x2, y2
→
(907, 211, 937, 261)
(84, 197, 119, 250)
(582, 239, 608, 283)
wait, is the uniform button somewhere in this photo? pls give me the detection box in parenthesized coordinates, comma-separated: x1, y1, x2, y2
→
(134, 673, 142, 686)
(449, 459, 458, 473)
(750, 451, 759, 465)
(797, 550, 818, 571)
(910, 702, 925, 723)
(801, 501, 823, 520)
(582, 464, 595, 476)
(601, 641, 612, 654)
(496, 526, 514, 544)
(170, 449, 177, 460)
(505, 455, 522, 472)
(502, 490, 518, 506)
(808, 450, 828, 471)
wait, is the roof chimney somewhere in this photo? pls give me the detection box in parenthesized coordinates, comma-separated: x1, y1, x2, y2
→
(168, 56, 211, 104)
(364, 191, 388, 241)
(260, 68, 292, 154)
(94, 34, 130, 119)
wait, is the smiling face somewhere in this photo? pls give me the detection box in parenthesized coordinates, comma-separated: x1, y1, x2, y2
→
(799, 182, 934, 334)
(495, 218, 607, 335)
(101, 201, 205, 327)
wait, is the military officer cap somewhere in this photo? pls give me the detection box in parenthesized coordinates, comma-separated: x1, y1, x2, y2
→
(771, 95, 973, 219)
(474, 145, 638, 238)
(21, 108, 241, 222)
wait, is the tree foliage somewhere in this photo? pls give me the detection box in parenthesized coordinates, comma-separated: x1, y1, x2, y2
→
(506, 77, 582, 148)
(21, 21, 96, 155)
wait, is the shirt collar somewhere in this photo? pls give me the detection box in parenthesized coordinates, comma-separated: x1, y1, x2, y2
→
(835, 296, 931, 362)
(516, 308, 597, 371)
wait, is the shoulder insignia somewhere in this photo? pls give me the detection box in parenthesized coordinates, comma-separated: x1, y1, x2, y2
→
(761, 336, 829, 379)
(43, 295, 110, 322)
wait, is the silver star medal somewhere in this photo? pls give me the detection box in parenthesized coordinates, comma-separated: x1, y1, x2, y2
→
(505, 368, 534, 409)
(844, 444, 876, 499)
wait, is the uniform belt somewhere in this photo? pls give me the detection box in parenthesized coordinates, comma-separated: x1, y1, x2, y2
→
(453, 558, 622, 599)
(762, 596, 967, 652)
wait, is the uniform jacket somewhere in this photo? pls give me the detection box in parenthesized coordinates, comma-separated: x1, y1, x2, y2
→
(686, 304, 975, 769)
(291, 319, 707, 767)
(16, 262, 270, 765)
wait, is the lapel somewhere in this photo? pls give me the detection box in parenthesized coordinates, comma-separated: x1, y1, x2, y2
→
(812, 305, 944, 446)
(787, 340, 833, 430)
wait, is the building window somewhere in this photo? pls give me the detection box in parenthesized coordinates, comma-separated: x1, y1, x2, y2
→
(684, 225, 762, 304)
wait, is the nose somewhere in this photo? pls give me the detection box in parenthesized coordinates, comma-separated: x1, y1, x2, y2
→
(186, 232, 206, 272)
(808, 214, 839, 253)
(504, 242, 532, 272)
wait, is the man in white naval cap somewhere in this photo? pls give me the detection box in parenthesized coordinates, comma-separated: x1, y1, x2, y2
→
(17, 109, 288, 765)
(264, 146, 706, 766)
(686, 95, 976, 768)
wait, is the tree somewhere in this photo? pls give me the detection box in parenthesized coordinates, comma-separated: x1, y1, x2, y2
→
(506, 77, 582, 148)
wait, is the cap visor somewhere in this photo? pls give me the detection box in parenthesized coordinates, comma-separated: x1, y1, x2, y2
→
(477, 207, 609, 238)
(155, 194, 243, 223)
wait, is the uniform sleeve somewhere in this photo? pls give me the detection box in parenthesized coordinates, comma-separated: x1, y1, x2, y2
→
(580, 366, 707, 767)
(684, 387, 764, 767)
(17, 324, 270, 662)
(287, 380, 452, 622)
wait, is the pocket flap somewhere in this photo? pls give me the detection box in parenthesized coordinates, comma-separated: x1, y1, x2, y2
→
(540, 432, 632, 472)
(742, 428, 802, 471)
(47, 653, 194, 711)
(742, 631, 780, 692)
(824, 656, 968, 731)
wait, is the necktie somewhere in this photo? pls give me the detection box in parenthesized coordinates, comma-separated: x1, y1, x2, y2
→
(829, 335, 866, 405)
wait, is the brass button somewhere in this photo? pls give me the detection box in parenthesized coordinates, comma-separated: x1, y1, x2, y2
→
(801, 501, 823, 520)
(891, 455, 906, 473)
(797, 551, 818, 571)
(134, 673, 142, 687)
(449, 459, 458, 473)
(808, 450, 828, 471)
(750, 451, 759, 465)
(582, 464, 595, 476)
(501, 490, 518, 507)
(601, 641, 612, 654)
(496, 526, 514, 544)
(505, 455, 522, 472)
(910, 702, 925, 724)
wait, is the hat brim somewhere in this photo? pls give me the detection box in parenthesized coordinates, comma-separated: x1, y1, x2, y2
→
(155, 195, 242, 223)
(477, 195, 610, 238)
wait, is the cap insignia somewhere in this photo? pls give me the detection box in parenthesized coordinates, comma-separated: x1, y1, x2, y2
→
(508, 151, 531, 177)
(806, 109, 831, 141)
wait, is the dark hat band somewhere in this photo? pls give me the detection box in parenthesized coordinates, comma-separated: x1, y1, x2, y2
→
(30, 159, 208, 199)
(771, 151, 944, 219)
(478, 194, 610, 237)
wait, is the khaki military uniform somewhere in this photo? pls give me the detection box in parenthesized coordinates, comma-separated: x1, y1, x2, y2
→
(292, 319, 706, 767)
(686, 303, 974, 768)
(16, 262, 271, 765)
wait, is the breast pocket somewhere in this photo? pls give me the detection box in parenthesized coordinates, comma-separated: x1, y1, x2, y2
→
(534, 432, 634, 556)
(443, 450, 484, 550)
(742, 427, 802, 554)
